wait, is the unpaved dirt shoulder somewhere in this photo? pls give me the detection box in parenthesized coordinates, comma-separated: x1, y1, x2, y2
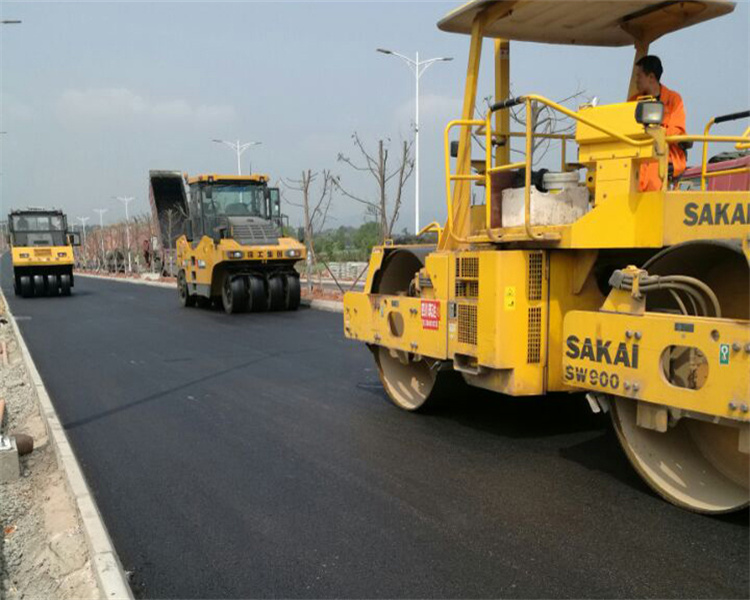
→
(0, 291, 112, 599)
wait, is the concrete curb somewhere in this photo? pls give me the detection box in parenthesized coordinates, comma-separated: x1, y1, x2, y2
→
(77, 272, 345, 313)
(0, 289, 133, 600)
(77, 272, 176, 289)
(303, 298, 344, 313)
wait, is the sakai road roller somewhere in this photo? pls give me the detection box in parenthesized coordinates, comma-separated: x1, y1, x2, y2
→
(343, 0, 750, 513)
(7, 208, 79, 297)
(149, 171, 306, 314)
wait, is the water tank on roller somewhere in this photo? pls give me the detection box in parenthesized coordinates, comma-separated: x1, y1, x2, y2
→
(501, 171, 589, 227)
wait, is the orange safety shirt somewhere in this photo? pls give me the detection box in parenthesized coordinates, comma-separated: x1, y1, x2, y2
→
(630, 84, 686, 192)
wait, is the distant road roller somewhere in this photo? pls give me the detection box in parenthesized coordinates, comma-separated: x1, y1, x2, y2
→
(149, 171, 306, 314)
(7, 208, 79, 297)
(344, 0, 750, 513)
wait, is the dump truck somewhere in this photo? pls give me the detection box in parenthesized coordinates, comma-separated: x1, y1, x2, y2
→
(149, 171, 306, 313)
(7, 208, 79, 297)
(343, 0, 750, 513)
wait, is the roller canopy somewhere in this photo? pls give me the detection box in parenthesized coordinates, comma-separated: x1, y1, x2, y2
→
(438, 0, 735, 46)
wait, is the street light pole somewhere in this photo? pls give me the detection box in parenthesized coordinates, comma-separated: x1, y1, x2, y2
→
(377, 48, 452, 234)
(212, 139, 262, 175)
(93, 208, 107, 270)
(76, 217, 89, 266)
(114, 196, 134, 272)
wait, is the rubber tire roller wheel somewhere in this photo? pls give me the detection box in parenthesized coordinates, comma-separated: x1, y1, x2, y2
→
(47, 274, 60, 297)
(178, 271, 196, 307)
(285, 274, 301, 311)
(222, 275, 248, 314)
(60, 274, 72, 297)
(19, 276, 32, 298)
(33, 275, 45, 297)
(247, 275, 268, 312)
(267, 275, 285, 311)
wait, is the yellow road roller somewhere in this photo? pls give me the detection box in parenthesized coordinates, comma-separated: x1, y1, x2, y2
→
(8, 208, 79, 297)
(343, 0, 750, 513)
(150, 171, 306, 314)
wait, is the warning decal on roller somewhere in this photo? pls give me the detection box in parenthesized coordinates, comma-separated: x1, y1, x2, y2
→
(421, 300, 440, 330)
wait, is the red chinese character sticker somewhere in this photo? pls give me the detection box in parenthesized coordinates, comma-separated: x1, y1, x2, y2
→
(421, 300, 440, 330)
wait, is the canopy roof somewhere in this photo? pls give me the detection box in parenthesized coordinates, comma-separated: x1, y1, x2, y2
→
(438, 0, 735, 46)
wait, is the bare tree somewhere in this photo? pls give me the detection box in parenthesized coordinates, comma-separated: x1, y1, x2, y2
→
(335, 133, 415, 243)
(157, 204, 187, 276)
(474, 87, 590, 164)
(284, 170, 335, 291)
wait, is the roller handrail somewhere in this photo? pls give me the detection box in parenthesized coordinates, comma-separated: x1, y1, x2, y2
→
(697, 110, 750, 190)
(445, 94, 750, 244)
(417, 222, 443, 238)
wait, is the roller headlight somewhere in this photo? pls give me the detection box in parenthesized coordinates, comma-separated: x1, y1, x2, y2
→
(635, 100, 664, 126)
(226, 251, 244, 259)
(286, 249, 301, 258)
(19, 253, 30, 258)
(58, 252, 67, 257)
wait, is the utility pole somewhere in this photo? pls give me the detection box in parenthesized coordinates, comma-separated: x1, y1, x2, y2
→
(212, 138, 262, 175)
(76, 216, 89, 266)
(114, 197, 134, 272)
(93, 209, 108, 270)
(377, 48, 452, 234)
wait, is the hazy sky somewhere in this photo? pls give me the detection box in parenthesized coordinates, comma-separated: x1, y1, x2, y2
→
(1, 0, 748, 232)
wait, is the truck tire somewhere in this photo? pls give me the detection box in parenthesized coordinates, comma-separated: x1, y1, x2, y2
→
(222, 275, 248, 314)
(33, 275, 45, 296)
(60, 274, 72, 296)
(247, 275, 267, 312)
(47, 274, 60, 296)
(267, 275, 284, 311)
(285, 274, 301, 311)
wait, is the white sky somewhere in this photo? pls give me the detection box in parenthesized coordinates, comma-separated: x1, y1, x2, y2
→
(1, 0, 748, 232)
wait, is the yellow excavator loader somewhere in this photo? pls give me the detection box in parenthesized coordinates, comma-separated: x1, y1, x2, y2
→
(8, 208, 79, 297)
(344, 0, 750, 513)
(150, 171, 306, 314)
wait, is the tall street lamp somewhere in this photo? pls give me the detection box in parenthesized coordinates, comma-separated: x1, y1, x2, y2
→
(93, 208, 108, 270)
(212, 139, 262, 175)
(377, 48, 452, 234)
(76, 216, 89, 265)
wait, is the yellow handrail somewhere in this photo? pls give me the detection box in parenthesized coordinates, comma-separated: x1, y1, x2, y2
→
(444, 119, 484, 244)
(524, 94, 652, 148)
(736, 125, 750, 150)
(417, 222, 443, 238)
(444, 94, 750, 246)
(702, 167, 750, 179)
(699, 118, 716, 191)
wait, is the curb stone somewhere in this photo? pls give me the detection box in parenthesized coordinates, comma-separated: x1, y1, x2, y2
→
(76, 272, 345, 313)
(0, 287, 133, 600)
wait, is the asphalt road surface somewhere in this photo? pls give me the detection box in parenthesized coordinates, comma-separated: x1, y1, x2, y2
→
(1, 255, 748, 599)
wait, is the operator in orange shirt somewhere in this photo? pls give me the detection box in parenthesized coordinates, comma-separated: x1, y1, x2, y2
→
(629, 55, 686, 192)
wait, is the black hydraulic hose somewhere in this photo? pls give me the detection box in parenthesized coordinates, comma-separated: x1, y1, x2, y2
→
(490, 97, 525, 112)
(713, 110, 750, 124)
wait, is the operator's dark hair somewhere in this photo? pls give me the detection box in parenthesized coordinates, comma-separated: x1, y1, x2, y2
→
(635, 55, 663, 81)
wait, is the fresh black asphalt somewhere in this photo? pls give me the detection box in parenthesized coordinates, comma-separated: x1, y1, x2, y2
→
(1, 255, 748, 599)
